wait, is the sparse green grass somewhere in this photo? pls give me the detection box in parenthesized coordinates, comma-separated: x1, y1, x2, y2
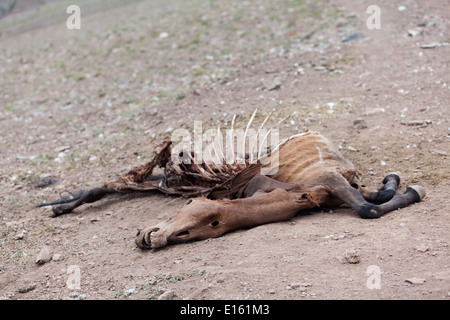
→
(29, 153, 54, 167)
(10, 248, 28, 260)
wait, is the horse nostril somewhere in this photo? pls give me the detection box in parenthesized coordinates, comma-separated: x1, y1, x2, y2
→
(211, 221, 219, 227)
(176, 230, 190, 237)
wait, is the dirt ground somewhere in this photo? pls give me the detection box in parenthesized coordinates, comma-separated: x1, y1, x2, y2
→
(0, 0, 449, 300)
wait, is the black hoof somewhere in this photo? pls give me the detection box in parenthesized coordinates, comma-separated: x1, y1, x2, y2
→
(357, 203, 382, 219)
(52, 205, 73, 217)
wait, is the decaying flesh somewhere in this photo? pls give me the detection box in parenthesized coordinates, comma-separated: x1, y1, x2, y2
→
(37, 112, 426, 250)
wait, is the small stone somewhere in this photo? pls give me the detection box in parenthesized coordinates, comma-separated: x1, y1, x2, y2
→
(52, 253, 63, 261)
(342, 32, 359, 43)
(353, 118, 367, 130)
(124, 288, 135, 295)
(405, 277, 426, 285)
(158, 290, 175, 300)
(264, 77, 282, 91)
(416, 245, 429, 253)
(343, 249, 360, 264)
(36, 246, 53, 265)
(14, 232, 25, 240)
(407, 30, 421, 37)
(290, 282, 311, 289)
(420, 42, 449, 49)
(400, 120, 432, 126)
(18, 284, 36, 293)
(54, 146, 71, 152)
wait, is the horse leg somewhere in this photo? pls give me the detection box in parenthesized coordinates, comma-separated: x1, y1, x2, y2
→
(52, 187, 116, 216)
(359, 172, 401, 204)
(332, 176, 425, 219)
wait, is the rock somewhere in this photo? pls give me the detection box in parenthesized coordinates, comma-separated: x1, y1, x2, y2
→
(342, 33, 359, 43)
(416, 245, 429, 253)
(54, 146, 71, 152)
(400, 120, 432, 126)
(405, 277, 426, 285)
(52, 253, 63, 261)
(14, 231, 25, 240)
(290, 282, 311, 290)
(36, 246, 53, 265)
(407, 30, 421, 37)
(158, 290, 175, 300)
(353, 118, 367, 130)
(124, 288, 135, 295)
(18, 284, 36, 293)
(420, 42, 449, 49)
(264, 77, 282, 91)
(343, 249, 360, 264)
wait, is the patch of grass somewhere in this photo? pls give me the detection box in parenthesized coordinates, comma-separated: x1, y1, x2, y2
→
(156, 91, 168, 99)
(30, 223, 53, 236)
(4, 103, 14, 111)
(175, 91, 186, 100)
(168, 275, 184, 283)
(29, 153, 54, 167)
(193, 67, 205, 76)
(124, 96, 136, 104)
(10, 248, 28, 260)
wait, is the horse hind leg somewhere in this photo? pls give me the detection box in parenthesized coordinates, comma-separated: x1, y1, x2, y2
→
(46, 187, 116, 217)
(359, 172, 401, 204)
(331, 175, 425, 219)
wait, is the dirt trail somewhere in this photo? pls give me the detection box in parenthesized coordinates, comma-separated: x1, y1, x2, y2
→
(0, 0, 449, 300)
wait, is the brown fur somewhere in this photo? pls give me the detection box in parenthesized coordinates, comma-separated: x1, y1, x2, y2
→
(135, 131, 425, 249)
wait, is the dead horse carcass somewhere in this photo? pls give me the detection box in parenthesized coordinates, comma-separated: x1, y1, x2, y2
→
(37, 117, 425, 250)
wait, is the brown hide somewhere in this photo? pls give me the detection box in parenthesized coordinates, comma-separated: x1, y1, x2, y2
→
(135, 131, 425, 249)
